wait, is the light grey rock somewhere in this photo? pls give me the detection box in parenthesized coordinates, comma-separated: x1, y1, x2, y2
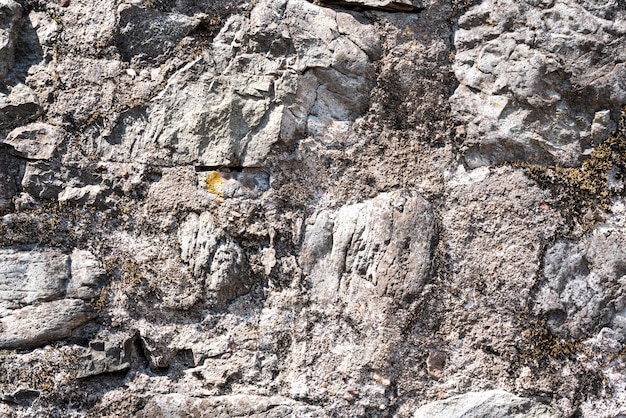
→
(534, 230, 626, 338)
(21, 161, 64, 199)
(0, 0, 22, 80)
(3, 123, 65, 160)
(57, 184, 104, 206)
(452, 0, 626, 167)
(2, 0, 626, 414)
(116, 4, 202, 65)
(178, 211, 223, 278)
(0, 248, 69, 316)
(321, 0, 424, 12)
(178, 212, 252, 308)
(110, 0, 378, 168)
(77, 332, 134, 378)
(413, 390, 561, 418)
(0, 247, 106, 349)
(0, 84, 41, 131)
(67, 249, 107, 300)
(300, 190, 435, 305)
(0, 298, 95, 349)
(136, 394, 326, 417)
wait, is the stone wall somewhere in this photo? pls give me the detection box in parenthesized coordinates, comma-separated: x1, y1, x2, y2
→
(0, 0, 625, 416)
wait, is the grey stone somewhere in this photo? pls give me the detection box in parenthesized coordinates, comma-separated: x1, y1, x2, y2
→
(0, 248, 70, 316)
(3, 123, 65, 160)
(116, 4, 202, 65)
(57, 184, 104, 206)
(0, 247, 105, 349)
(178, 212, 252, 308)
(77, 333, 134, 378)
(0, 298, 95, 349)
(136, 394, 326, 417)
(0, 0, 22, 80)
(3, 0, 626, 415)
(413, 390, 561, 418)
(534, 230, 626, 339)
(0, 84, 41, 131)
(452, 0, 626, 167)
(67, 249, 107, 300)
(21, 161, 64, 199)
(110, 0, 377, 168)
(300, 190, 436, 305)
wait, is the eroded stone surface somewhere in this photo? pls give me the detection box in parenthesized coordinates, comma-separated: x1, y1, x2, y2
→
(300, 190, 436, 305)
(102, 0, 379, 167)
(0, 247, 105, 349)
(534, 229, 626, 339)
(452, 0, 626, 167)
(136, 394, 325, 417)
(0, 0, 625, 416)
(413, 390, 561, 418)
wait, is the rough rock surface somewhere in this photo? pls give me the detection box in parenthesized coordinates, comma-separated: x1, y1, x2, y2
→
(0, 0, 626, 416)
(452, 0, 626, 168)
(413, 389, 561, 418)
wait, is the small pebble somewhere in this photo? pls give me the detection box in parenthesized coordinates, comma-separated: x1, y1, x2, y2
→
(61, 0, 69, 6)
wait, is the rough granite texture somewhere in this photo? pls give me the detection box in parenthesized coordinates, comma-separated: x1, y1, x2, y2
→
(0, 0, 625, 416)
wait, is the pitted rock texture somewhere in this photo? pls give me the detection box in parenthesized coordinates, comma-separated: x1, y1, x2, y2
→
(452, 0, 626, 168)
(1, 0, 626, 416)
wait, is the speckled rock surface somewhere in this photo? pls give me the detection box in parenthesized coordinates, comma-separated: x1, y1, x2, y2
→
(1, 0, 626, 416)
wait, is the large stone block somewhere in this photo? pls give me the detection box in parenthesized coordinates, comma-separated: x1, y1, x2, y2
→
(0, 247, 106, 349)
(451, 0, 626, 167)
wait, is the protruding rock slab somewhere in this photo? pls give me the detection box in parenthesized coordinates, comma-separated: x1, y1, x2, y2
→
(77, 332, 135, 378)
(413, 390, 562, 418)
(0, 247, 106, 349)
(116, 0, 379, 168)
(300, 190, 436, 305)
(178, 212, 251, 308)
(0, 84, 41, 131)
(3, 123, 66, 160)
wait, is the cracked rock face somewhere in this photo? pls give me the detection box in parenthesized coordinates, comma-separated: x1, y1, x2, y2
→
(0, 247, 105, 349)
(1, 0, 626, 416)
(103, 0, 379, 167)
(452, 0, 626, 167)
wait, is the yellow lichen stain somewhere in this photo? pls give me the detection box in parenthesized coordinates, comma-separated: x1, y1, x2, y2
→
(409, 42, 423, 51)
(404, 27, 415, 37)
(205, 171, 225, 200)
(487, 17, 494, 25)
